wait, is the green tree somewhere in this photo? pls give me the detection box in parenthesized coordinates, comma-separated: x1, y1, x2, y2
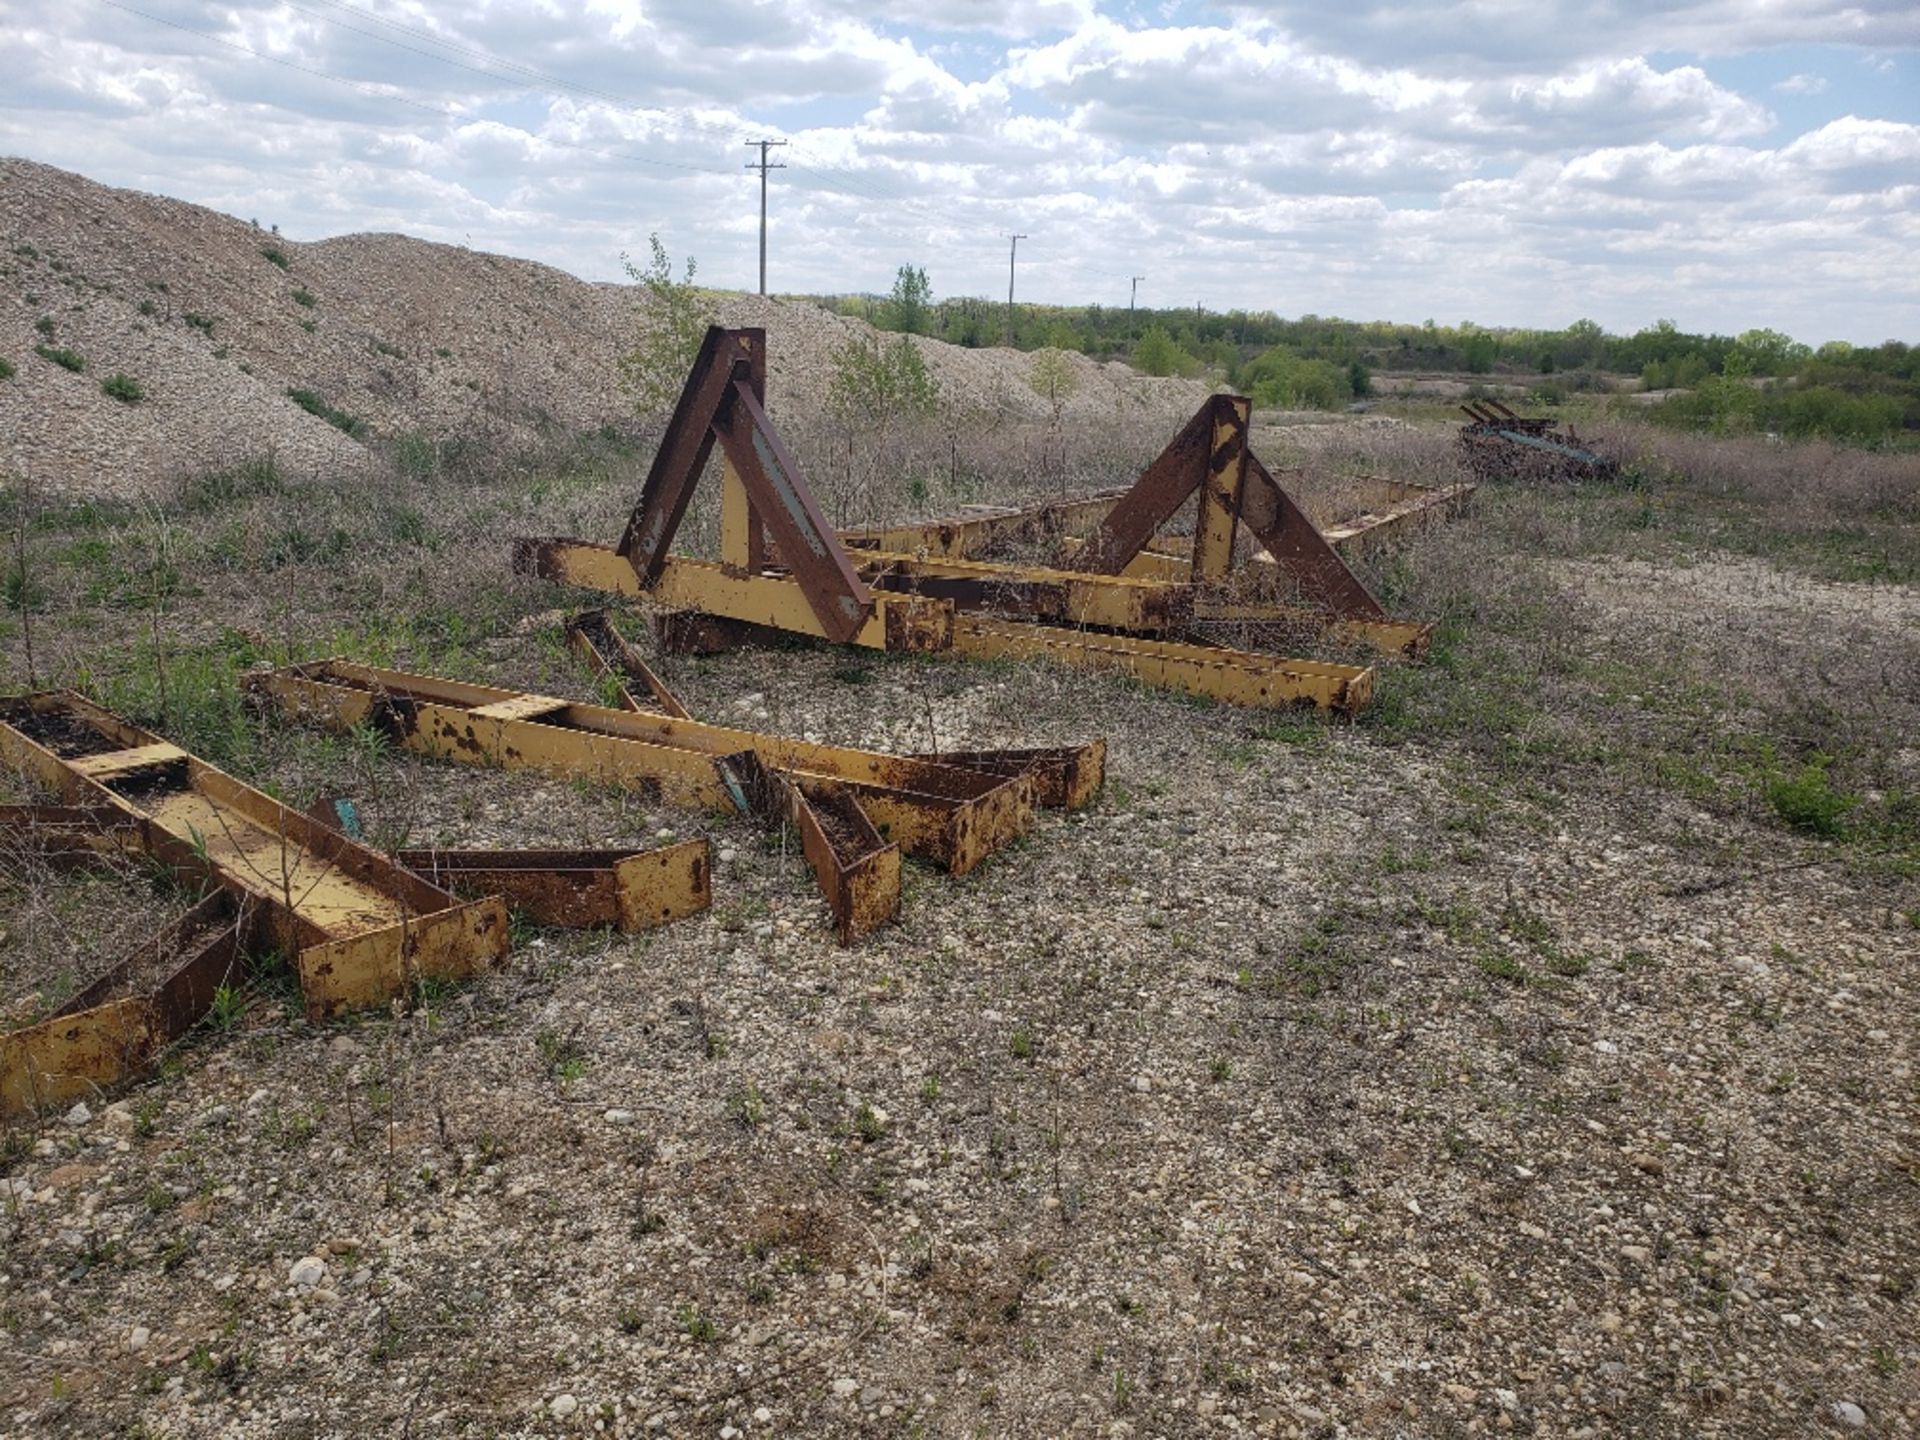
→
(828, 332, 940, 428)
(617, 234, 709, 419)
(1132, 326, 1190, 378)
(883, 265, 932, 336)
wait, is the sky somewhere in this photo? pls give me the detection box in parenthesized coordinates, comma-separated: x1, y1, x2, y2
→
(2, 0, 1917, 345)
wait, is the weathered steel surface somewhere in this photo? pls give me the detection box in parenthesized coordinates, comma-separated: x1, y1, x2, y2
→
(859, 551, 1190, 632)
(516, 541, 951, 653)
(912, 742, 1107, 811)
(2, 889, 242, 1118)
(247, 660, 1036, 875)
(1192, 395, 1251, 579)
(713, 377, 873, 642)
(951, 618, 1374, 715)
(724, 753, 899, 942)
(1319, 481, 1477, 548)
(396, 841, 712, 932)
(565, 609, 691, 718)
(0, 803, 144, 869)
(0, 692, 508, 1023)
(617, 326, 742, 576)
(840, 489, 1129, 562)
(1075, 399, 1218, 574)
(1458, 401, 1618, 482)
(1235, 454, 1386, 619)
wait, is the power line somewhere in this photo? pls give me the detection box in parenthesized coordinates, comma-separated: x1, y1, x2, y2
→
(745, 139, 787, 296)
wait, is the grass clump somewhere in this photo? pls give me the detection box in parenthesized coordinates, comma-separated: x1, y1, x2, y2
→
(259, 245, 290, 270)
(291, 287, 316, 309)
(1766, 757, 1856, 839)
(286, 387, 367, 438)
(34, 344, 85, 372)
(0, 357, 13, 381)
(101, 372, 144, 404)
(183, 312, 215, 334)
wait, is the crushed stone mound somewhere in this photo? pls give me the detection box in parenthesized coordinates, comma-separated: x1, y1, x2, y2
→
(0, 157, 1213, 498)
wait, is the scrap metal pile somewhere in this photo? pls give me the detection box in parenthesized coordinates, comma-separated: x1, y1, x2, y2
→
(3, 325, 1471, 1118)
(0, 641, 1103, 1114)
(1457, 399, 1619, 482)
(515, 326, 1449, 718)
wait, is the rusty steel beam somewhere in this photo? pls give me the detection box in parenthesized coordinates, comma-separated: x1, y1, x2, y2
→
(911, 743, 1107, 811)
(950, 618, 1373, 715)
(0, 693, 508, 1023)
(2, 889, 245, 1118)
(721, 752, 900, 943)
(858, 550, 1193, 632)
(244, 660, 1039, 877)
(839, 489, 1129, 562)
(564, 609, 691, 718)
(516, 541, 952, 653)
(397, 842, 711, 933)
(616, 326, 741, 577)
(1075, 399, 1217, 574)
(1318, 481, 1477, 548)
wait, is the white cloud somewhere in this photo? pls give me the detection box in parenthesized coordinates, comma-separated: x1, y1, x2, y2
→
(0, 1, 1914, 342)
(1775, 72, 1828, 95)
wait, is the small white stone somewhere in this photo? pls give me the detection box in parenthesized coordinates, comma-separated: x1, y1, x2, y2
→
(550, 1393, 579, 1419)
(1832, 1401, 1866, 1428)
(1132, 1076, 1151, 1093)
(604, 1109, 637, 1125)
(288, 1255, 327, 1289)
(1592, 1040, 1618, 1055)
(753, 1407, 772, 1423)
(719, 848, 737, 864)
(127, 1326, 150, 1352)
(63, 1102, 92, 1127)
(831, 1378, 859, 1399)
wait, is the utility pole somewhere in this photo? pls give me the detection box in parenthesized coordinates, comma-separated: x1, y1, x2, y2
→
(1005, 233, 1028, 345)
(1129, 275, 1145, 337)
(744, 139, 787, 296)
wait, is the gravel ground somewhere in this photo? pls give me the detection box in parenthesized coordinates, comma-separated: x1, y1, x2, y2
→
(2, 611, 1914, 1439)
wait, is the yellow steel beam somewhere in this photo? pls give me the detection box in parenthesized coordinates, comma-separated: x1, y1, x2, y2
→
(951, 618, 1373, 715)
(517, 541, 952, 652)
(246, 661, 1036, 875)
(0, 693, 509, 1027)
(1193, 396, 1250, 579)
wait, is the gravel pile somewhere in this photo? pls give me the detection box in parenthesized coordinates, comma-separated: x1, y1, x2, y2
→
(0, 158, 1210, 498)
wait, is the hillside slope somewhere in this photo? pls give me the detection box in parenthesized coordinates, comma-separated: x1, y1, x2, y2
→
(0, 159, 1208, 497)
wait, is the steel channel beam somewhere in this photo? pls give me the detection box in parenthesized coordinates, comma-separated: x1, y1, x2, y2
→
(1320, 482, 1476, 547)
(950, 618, 1374, 715)
(839, 489, 1130, 562)
(2, 890, 244, 1118)
(1192, 396, 1250, 580)
(1076, 400, 1216, 574)
(564, 609, 692, 718)
(515, 540, 952, 653)
(397, 841, 711, 933)
(910, 742, 1107, 811)
(712, 378, 873, 643)
(246, 661, 1035, 875)
(0, 693, 508, 1022)
(721, 752, 900, 943)
(616, 327, 743, 575)
(859, 550, 1192, 632)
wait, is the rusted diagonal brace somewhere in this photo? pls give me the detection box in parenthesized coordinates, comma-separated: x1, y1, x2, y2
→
(618, 326, 741, 575)
(1236, 453, 1385, 619)
(1075, 398, 1217, 574)
(564, 609, 691, 718)
(711, 377, 873, 643)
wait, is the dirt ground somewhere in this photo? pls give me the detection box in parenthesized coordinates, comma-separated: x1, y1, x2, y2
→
(1, 412, 1916, 1439)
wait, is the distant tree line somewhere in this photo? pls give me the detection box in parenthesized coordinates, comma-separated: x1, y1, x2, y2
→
(811, 267, 1918, 444)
